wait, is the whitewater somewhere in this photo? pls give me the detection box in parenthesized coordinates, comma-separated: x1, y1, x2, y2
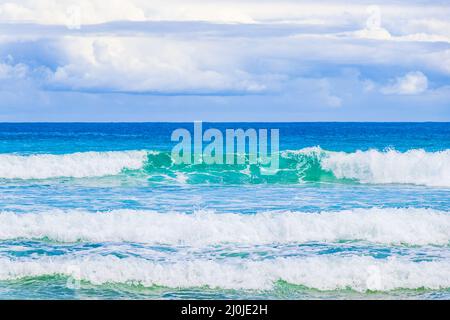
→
(0, 208, 449, 246)
(0, 256, 449, 292)
(0, 147, 449, 187)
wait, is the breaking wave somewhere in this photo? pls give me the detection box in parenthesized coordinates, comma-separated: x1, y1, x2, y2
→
(0, 208, 449, 246)
(310, 147, 450, 187)
(0, 255, 449, 292)
(0, 147, 449, 186)
(0, 151, 147, 179)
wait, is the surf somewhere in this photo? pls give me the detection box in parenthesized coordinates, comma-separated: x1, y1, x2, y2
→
(0, 255, 448, 292)
(0, 208, 448, 246)
(0, 147, 449, 187)
(0, 151, 147, 179)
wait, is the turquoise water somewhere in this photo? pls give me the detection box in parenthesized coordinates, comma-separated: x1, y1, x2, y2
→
(0, 123, 449, 299)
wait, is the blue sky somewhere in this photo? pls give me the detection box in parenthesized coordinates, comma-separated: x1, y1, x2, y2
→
(0, 0, 449, 121)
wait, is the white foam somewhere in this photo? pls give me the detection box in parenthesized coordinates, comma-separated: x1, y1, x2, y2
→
(295, 147, 450, 187)
(0, 151, 147, 179)
(0, 255, 448, 291)
(1, 208, 449, 246)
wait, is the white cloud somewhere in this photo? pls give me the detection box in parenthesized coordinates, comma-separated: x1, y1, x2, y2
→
(0, 0, 146, 25)
(425, 49, 450, 75)
(381, 71, 428, 95)
(1, 27, 445, 95)
(0, 1, 448, 102)
(339, 4, 450, 43)
(0, 62, 29, 79)
(350, 5, 391, 40)
(46, 37, 266, 94)
(0, 0, 449, 37)
(326, 95, 342, 108)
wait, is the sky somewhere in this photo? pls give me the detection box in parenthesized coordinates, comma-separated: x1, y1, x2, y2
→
(0, 0, 449, 121)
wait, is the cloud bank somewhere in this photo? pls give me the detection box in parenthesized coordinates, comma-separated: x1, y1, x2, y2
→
(0, 0, 449, 121)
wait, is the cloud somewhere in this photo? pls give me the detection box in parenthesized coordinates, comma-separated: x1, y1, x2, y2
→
(44, 37, 268, 94)
(425, 49, 450, 75)
(0, 62, 28, 79)
(381, 71, 428, 95)
(0, 0, 449, 121)
(1, 18, 447, 96)
(0, 1, 448, 34)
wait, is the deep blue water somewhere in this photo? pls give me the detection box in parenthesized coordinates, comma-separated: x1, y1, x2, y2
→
(1, 122, 449, 153)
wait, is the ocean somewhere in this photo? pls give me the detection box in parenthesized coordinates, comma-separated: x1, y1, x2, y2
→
(0, 122, 449, 300)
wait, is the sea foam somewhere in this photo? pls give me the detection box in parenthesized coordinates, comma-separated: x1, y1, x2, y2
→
(0, 255, 448, 292)
(317, 148, 450, 187)
(0, 148, 449, 187)
(0, 151, 147, 179)
(0, 208, 449, 246)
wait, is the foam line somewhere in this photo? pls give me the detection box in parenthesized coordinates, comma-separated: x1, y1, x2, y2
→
(0, 208, 448, 246)
(0, 255, 448, 292)
(0, 151, 147, 179)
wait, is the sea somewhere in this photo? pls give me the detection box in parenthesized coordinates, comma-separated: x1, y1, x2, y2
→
(0, 122, 449, 300)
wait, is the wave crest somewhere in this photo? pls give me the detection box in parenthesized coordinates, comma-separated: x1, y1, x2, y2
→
(0, 256, 448, 292)
(1, 208, 449, 246)
(0, 151, 147, 179)
(316, 148, 450, 187)
(140, 147, 450, 186)
(0, 147, 449, 186)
